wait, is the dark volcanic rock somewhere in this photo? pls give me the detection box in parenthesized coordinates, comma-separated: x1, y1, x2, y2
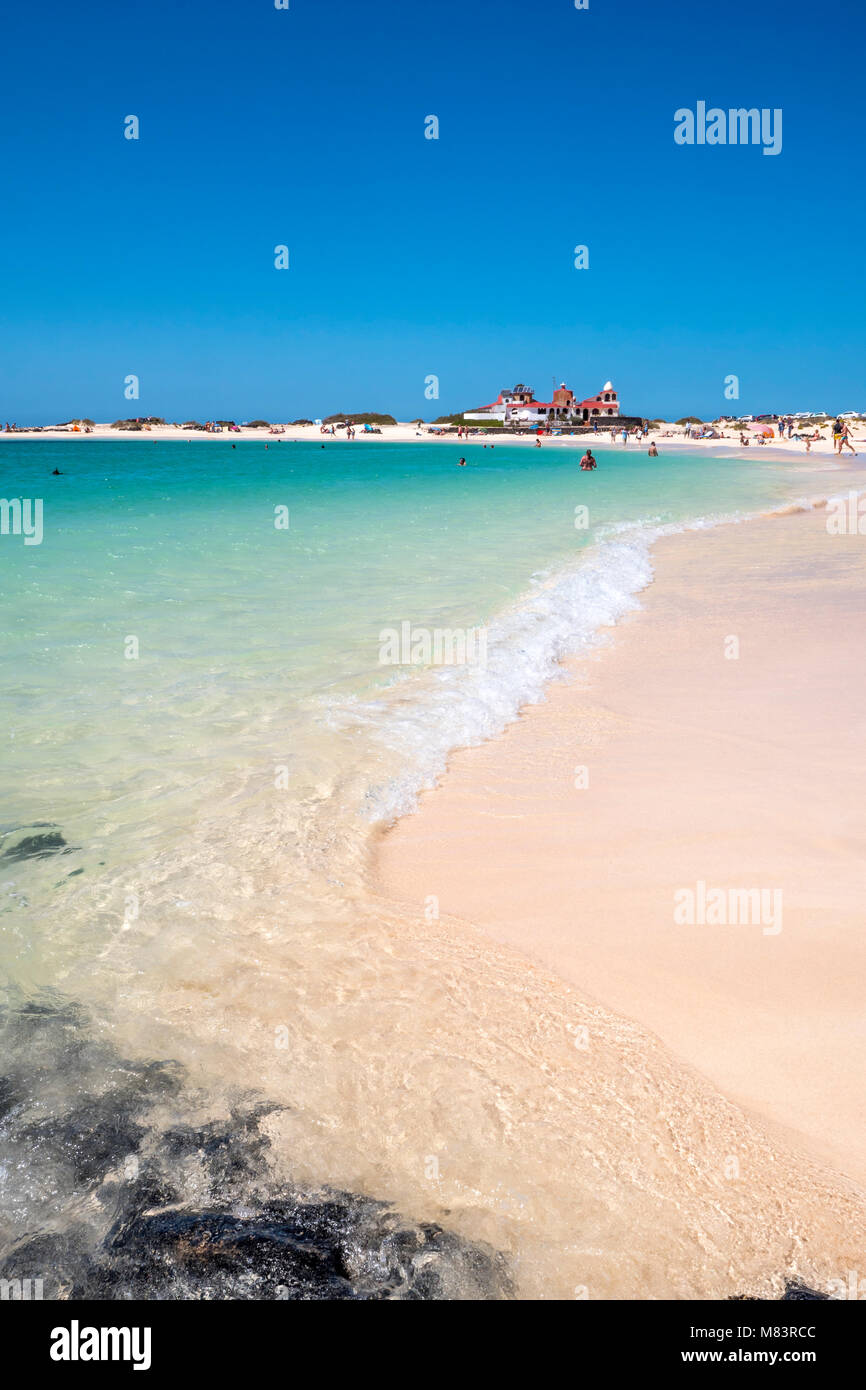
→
(69, 1200, 507, 1301)
(0, 996, 511, 1301)
(732, 1281, 832, 1301)
(1, 826, 69, 861)
(782, 1281, 831, 1301)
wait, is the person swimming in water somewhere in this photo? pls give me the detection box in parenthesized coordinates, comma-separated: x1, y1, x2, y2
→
(647, 442, 658, 457)
(52, 467, 62, 475)
(580, 450, 597, 470)
(457, 457, 467, 466)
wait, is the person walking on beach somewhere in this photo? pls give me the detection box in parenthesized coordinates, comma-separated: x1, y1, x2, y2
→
(621, 428, 628, 445)
(580, 449, 597, 470)
(839, 422, 858, 456)
(832, 418, 843, 453)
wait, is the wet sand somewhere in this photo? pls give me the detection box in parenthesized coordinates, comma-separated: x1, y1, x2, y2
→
(375, 502, 866, 1191)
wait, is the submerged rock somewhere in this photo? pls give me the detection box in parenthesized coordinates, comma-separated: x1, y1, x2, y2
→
(1, 826, 70, 861)
(732, 1281, 832, 1301)
(781, 1281, 831, 1301)
(0, 996, 510, 1301)
(23, 1201, 509, 1301)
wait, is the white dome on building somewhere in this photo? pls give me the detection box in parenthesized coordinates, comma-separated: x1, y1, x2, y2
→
(602, 380, 613, 392)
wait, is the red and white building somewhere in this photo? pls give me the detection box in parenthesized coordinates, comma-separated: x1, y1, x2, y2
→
(466, 381, 623, 425)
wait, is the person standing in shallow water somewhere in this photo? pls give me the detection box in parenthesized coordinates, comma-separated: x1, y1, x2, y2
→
(580, 450, 597, 471)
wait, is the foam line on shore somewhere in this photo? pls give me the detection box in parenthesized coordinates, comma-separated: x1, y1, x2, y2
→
(333, 488, 861, 825)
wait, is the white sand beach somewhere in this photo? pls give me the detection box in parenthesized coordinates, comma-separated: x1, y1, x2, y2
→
(1, 419, 862, 460)
(375, 500, 866, 1200)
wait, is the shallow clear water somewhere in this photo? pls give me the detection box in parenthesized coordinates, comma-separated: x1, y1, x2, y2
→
(0, 438, 797, 854)
(0, 437, 854, 1298)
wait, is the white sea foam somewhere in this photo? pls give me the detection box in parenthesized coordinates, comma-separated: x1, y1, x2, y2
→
(339, 528, 657, 822)
(336, 500, 829, 824)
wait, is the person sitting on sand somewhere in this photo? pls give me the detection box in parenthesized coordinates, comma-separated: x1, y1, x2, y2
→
(580, 450, 597, 471)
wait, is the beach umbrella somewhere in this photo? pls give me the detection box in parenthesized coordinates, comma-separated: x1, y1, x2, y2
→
(747, 423, 774, 436)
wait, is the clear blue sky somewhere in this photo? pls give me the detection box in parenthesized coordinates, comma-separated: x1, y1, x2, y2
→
(1, 0, 863, 423)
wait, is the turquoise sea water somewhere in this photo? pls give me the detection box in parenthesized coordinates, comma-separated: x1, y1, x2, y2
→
(0, 437, 847, 1297)
(0, 436, 824, 976)
(1, 437, 801, 820)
